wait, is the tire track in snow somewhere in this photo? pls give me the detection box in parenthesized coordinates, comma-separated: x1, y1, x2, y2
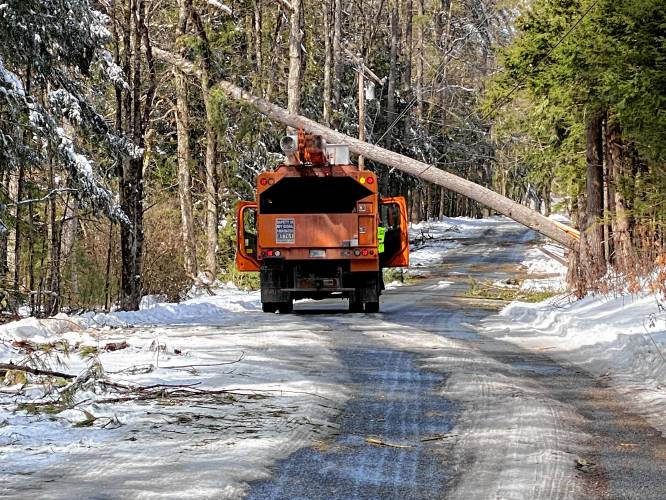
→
(247, 347, 456, 499)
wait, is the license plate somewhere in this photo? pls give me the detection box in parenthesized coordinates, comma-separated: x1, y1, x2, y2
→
(309, 249, 326, 258)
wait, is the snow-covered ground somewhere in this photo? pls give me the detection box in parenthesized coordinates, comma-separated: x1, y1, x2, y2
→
(483, 290, 666, 436)
(408, 217, 502, 269)
(408, 216, 539, 273)
(0, 284, 349, 497)
(518, 242, 567, 292)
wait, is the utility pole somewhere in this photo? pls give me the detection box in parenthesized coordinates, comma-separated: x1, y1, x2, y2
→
(357, 55, 366, 170)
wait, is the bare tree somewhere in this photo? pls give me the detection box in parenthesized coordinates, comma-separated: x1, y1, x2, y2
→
(287, 0, 302, 122)
(192, 6, 219, 281)
(332, 0, 342, 108)
(118, 0, 153, 310)
(323, 0, 333, 125)
(174, 0, 198, 279)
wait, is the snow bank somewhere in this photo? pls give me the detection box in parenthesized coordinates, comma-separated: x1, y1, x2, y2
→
(483, 277, 666, 436)
(0, 285, 260, 339)
(81, 285, 260, 328)
(519, 243, 567, 292)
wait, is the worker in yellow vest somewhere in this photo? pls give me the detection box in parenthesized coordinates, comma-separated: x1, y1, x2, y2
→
(377, 223, 386, 254)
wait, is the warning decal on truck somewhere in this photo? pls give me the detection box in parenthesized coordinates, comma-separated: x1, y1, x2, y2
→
(276, 218, 295, 243)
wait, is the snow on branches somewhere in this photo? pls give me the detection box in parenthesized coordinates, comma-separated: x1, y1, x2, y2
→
(0, 1, 137, 223)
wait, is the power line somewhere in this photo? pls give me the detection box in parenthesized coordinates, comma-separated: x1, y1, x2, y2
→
(375, 41, 460, 145)
(480, 0, 601, 121)
(378, 0, 600, 143)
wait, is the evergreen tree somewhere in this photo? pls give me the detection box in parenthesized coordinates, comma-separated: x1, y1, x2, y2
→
(0, 0, 136, 220)
(487, 0, 666, 291)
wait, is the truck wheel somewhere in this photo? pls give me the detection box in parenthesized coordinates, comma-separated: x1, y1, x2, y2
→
(278, 300, 293, 314)
(262, 302, 278, 313)
(349, 292, 363, 312)
(349, 300, 363, 313)
(364, 301, 380, 313)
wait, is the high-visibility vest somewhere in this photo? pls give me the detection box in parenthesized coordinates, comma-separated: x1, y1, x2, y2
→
(377, 226, 386, 253)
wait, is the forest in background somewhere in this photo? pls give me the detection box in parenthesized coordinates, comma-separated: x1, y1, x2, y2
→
(0, 0, 664, 315)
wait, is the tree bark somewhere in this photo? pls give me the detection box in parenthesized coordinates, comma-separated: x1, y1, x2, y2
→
(332, 0, 342, 108)
(401, 0, 413, 92)
(119, 0, 148, 310)
(44, 158, 60, 316)
(410, 186, 421, 223)
(323, 0, 333, 125)
(577, 112, 607, 290)
(439, 186, 446, 218)
(174, 0, 198, 279)
(253, 0, 263, 82)
(287, 0, 302, 123)
(358, 62, 366, 170)
(192, 7, 219, 281)
(0, 172, 8, 282)
(415, 0, 424, 119)
(103, 222, 114, 311)
(12, 163, 24, 298)
(387, 4, 399, 119)
(265, 4, 285, 102)
(607, 118, 635, 273)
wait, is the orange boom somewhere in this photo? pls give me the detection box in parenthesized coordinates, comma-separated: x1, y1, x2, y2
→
(236, 130, 409, 313)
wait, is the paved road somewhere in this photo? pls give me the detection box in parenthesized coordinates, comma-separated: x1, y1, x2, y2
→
(247, 223, 666, 499)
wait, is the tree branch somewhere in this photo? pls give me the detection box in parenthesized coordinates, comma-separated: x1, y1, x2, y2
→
(0, 362, 75, 379)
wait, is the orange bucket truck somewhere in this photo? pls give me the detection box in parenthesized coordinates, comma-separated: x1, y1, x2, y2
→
(235, 130, 409, 313)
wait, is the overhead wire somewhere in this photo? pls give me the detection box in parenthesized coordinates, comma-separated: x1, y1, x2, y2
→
(379, 0, 601, 145)
(479, 0, 601, 121)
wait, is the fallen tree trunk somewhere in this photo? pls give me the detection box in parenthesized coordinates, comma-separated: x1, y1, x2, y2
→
(217, 80, 578, 249)
(153, 47, 579, 249)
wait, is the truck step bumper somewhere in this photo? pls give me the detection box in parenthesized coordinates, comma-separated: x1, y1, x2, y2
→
(281, 287, 356, 292)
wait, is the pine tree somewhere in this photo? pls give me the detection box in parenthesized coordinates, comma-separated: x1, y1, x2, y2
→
(487, 0, 666, 293)
(0, 0, 137, 220)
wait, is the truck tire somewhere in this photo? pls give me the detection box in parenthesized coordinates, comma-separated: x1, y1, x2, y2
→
(364, 301, 380, 313)
(262, 302, 278, 313)
(349, 293, 363, 313)
(278, 300, 294, 314)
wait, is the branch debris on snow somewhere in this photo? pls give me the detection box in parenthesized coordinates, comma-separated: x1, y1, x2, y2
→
(0, 283, 348, 495)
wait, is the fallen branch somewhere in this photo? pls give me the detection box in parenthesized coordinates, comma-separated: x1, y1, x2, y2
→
(365, 437, 414, 449)
(0, 362, 75, 379)
(161, 352, 245, 369)
(420, 434, 456, 442)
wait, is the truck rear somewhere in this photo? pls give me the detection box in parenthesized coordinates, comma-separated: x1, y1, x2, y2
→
(235, 130, 409, 313)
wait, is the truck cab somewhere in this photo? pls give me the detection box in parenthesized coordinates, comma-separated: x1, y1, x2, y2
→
(236, 130, 409, 313)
